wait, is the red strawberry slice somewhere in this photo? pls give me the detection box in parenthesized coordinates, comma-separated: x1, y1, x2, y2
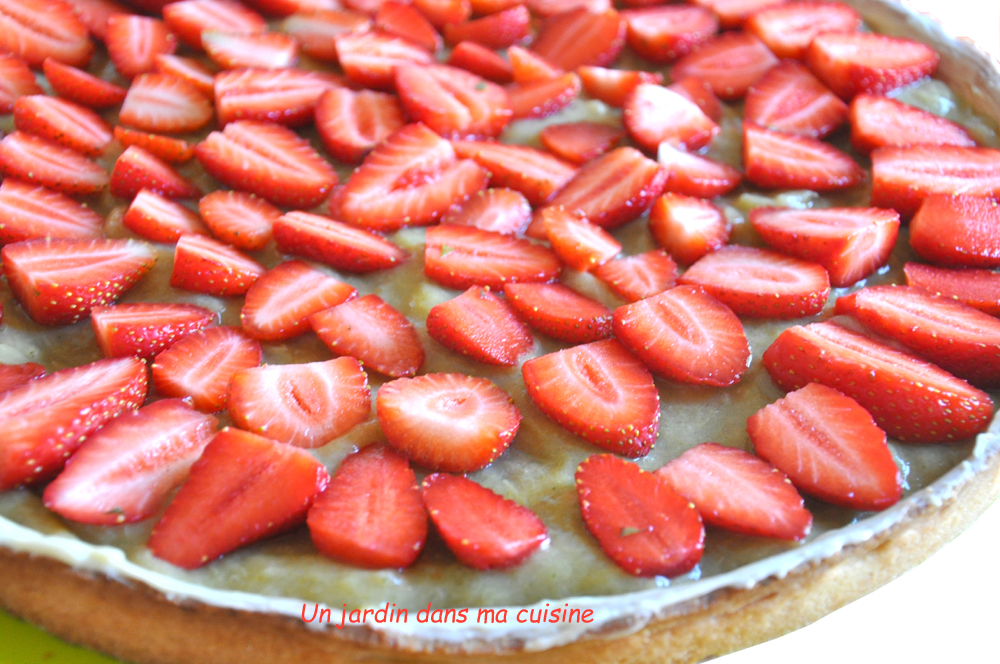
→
(422, 473, 546, 570)
(315, 87, 406, 164)
(310, 294, 424, 377)
(411, 0, 471, 28)
(110, 145, 199, 199)
(531, 7, 625, 70)
(672, 32, 778, 101)
(273, 211, 408, 273)
(548, 147, 668, 230)
(441, 188, 530, 235)
(649, 193, 729, 266)
(240, 260, 356, 341)
(0, 54, 42, 112)
(507, 45, 562, 84)
(469, 0, 519, 13)
(623, 83, 719, 153)
(594, 249, 677, 303)
(229, 357, 370, 448)
(507, 72, 581, 120)
(577, 66, 662, 107)
(376, 1, 441, 52)
(308, 444, 427, 569)
(691, 0, 785, 28)
(613, 285, 750, 386)
(745, 0, 861, 60)
(2, 238, 155, 325)
(656, 443, 812, 541)
(871, 146, 1000, 219)
(744, 61, 848, 139)
(541, 207, 621, 272)
(198, 191, 278, 252)
(196, 120, 338, 209)
(743, 123, 864, 191)
(0, 0, 93, 68)
(657, 143, 742, 198)
(214, 67, 340, 127)
(118, 73, 213, 134)
(747, 383, 902, 510)
(122, 189, 208, 243)
(849, 94, 975, 155)
(522, 339, 659, 456)
(424, 224, 561, 290)
(162, 0, 267, 49)
(91, 302, 215, 360)
(763, 321, 993, 443)
(807, 32, 938, 100)
(749, 206, 900, 287)
(443, 6, 528, 50)
(147, 427, 329, 569)
(678, 245, 830, 318)
(170, 233, 265, 297)
(0, 131, 108, 196)
(0, 363, 45, 394)
(904, 262, 1000, 316)
(203, 30, 299, 70)
(43, 399, 218, 525)
(395, 64, 512, 139)
(152, 326, 261, 412)
(378, 373, 520, 472)
(527, 0, 610, 17)
(538, 122, 623, 165)
(621, 5, 717, 64)
(243, 0, 341, 17)
(0, 179, 103, 244)
(447, 41, 513, 84)
(113, 127, 194, 164)
(153, 54, 215, 96)
(576, 454, 703, 577)
(668, 77, 723, 122)
(426, 285, 534, 365)
(105, 14, 176, 79)
(280, 9, 372, 62)
(452, 140, 577, 206)
(504, 282, 612, 344)
(43, 58, 125, 109)
(334, 31, 433, 90)
(0, 356, 148, 491)
(69, 0, 126, 41)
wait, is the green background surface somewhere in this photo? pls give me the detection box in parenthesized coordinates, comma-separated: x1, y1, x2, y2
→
(0, 609, 118, 664)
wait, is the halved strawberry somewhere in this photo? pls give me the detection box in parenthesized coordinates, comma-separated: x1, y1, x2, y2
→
(649, 193, 729, 266)
(273, 211, 408, 273)
(623, 83, 719, 154)
(656, 443, 812, 541)
(170, 233, 265, 297)
(440, 188, 529, 236)
(538, 122, 623, 165)
(871, 146, 1000, 219)
(807, 32, 938, 100)
(527, 0, 610, 17)
(747, 383, 902, 510)
(118, 73, 213, 134)
(672, 32, 778, 101)
(203, 30, 299, 70)
(147, 427, 329, 569)
(541, 207, 621, 272)
(424, 224, 561, 290)
(152, 326, 261, 412)
(214, 67, 340, 127)
(422, 473, 546, 570)
(451, 140, 577, 206)
(69, 0, 126, 41)
(507, 45, 562, 84)
(548, 147, 667, 230)
(745, 0, 861, 60)
(504, 282, 612, 344)
(576, 454, 703, 577)
(447, 40, 513, 83)
(243, 0, 341, 17)
(469, 0, 519, 14)
(531, 7, 625, 70)
(691, 0, 785, 29)
(0, 131, 108, 196)
(2, 238, 155, 325)
(749, 206, 900, 287)
(196, 120, 338, 209)
(153, 54, 215, 96)
(678, 245, 830, 318)
(105, 14, 176, 79)
(426, 285, 534, 365)
(657, 142, 742, 198)
(0, 356, 148, 490)
(743, 123, 864, 191)
(280, 9, 372, 62)
(443, 6, 528, 49)
(114, 127, 194, 164)
(763, 321, 993, 443)
(122, 189, 207, 244)
(43, 399, 218, 525)
(375, 1, 441, 52)
(92, 302, 215, 360)
(110, 145, 199, 199)
(308, 444, 427, 569)
(378, 372, 519, 471)
(620, 5, 717, 64)
(0, 54, 42, 112)
(334, 31, 433, 90)
(849, 94, 975, 155)
(594, 249, 678, 303)
(240, 260, 356, 341)
(522, 339, 659, 456)
(507, 72, 581, 120)
(904, 262, 1000, 316)
(668, 76, 723, 122)
(411, 0, 471, 28)
(0, 179, 103, 243)
(315, 87, 405, 164)
(162, 0, 266, 49)
(0, 363, 45, 394)
(395, 64, 512, 139)
(744, 61, 847, 138)
(577, 66, 662, 107)
(43, 58, 125, 109)
(196, 191, 277, 253)
(0, 0, 93, 68)
(310, 294, 424, 377)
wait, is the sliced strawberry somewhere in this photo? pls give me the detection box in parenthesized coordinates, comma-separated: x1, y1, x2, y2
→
(743, 123, 864, 191)
(469, 0, 519, 14)
(621, 5, 717, 64)
(577, 66, 662, 108)
(375, 1, 441, 52)
(657, 142, 742, 198)
(745, 0, 861, 60)
(147, 427, 329, 569)
(0, 179, 103, 244)
(447, 41, 513, 84)
(118, 73, 213, 134)
(538, 122, 623, 165)
(196, 120, 338, 208)
(153, 53, 216, 97)
(594, 249, 677, 303)
(122, 190, 207, 244)
(378, 373, 519, 471)
(0, 356, 147, 490)
(424, 224, 561, 290)
(671, 32, 778, 101)
(203, 30, 299, 70)
(412, 0, 471, 28)
(426, 285, 533, 365)
(162, 0, 267, 49)
(531, 7, 625, 71)
(0, 363, 45, 394)
(623, 83, 719, 154)
(507, 72, 581, 120)
(749, 207, 900, 287)
(678, 245, 830, 318)
(747, 383, 902, 510)
(504, 282, 612, 344)
(541, 207, 621, 272)
(92, 302, 215, 360)
(2, 238, 155, 325)
(422, 473, 546, 570)
(0, 0, 93, 68)
(334, 31, 434, 90)
(0, 131, 108, 197)
(0, 54, 41, 112)
(315, 87, 405, 164)
(308, 444, 427, 569)
(152, 326, 261, 412)
(214, 68, 340, 127)
(507, 45, 562, 84)
(667, 77, 722, 122)
(113, 128, 193, 165)
(807, 32, 938, 100)
(527, 0, 610, 17)
(691, 0, 786, 28)
(547, 147, 667, 230)
(69, 0, 126, 42)
(105, 14, 176, 79)
(656, 443, 811, 541)
(440, 188, 530, 236)
(311, 294, 423, 377)
(850, 94, 976, 156)
(170, 233, 265, 297)
(648, 193, 729, 266)
(871, 146, 1000, 219)
(43, 58, 125, 109)
(243, 0, 341, 17)
(273, 211, 408, 273)
(395, 64, 512, 140)
(763, 321, 993, 443)
(452, 140, 576, 206)
(614, 285, 749, 386)
(280, 9, 372, 62)
(110, 145, 199, 199)
(444, 5, 529, 50)
(744, 61, 847, 138)
(904, 262, 1000, 316)
(576, 454, 703, 577)
(43, 399, 217, 525)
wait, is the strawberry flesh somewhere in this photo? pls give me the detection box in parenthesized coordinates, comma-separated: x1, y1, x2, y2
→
(0, 131, 108, 197)
(594, 249, 678, 303)
(807, 32, 938, 100)
(273, 211, 408, 274)
(849, 94, 975, 155)
(170, 233, 265, 297)
(424, 224, 561, 290)
(908, 194, 1000, 268)
(904, 262, 1000, 316)
(743, 123, 864, 191)
(744, 61, 848, 139)
(0, 179, 103, 243)
(91, 302, 216, 360)
(198, 190, 279, 252)
(649, 193, 729, 266)
(426, 285, 534, 366)
(504, 282, 612, 344)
